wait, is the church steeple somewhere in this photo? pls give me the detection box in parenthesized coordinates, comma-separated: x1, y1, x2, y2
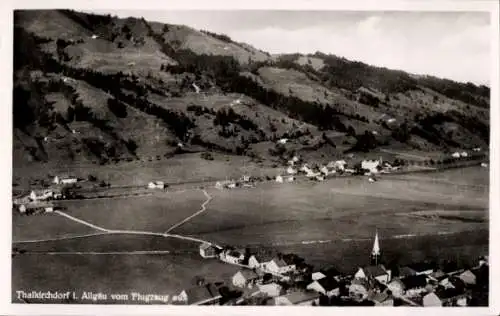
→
(371, 230, 381, 265)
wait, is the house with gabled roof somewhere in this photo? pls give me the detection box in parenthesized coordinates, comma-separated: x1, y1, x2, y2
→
(402, 262, 435, 276)
(257, 282, 283, 297)
(248, 253, 274, 270)
(400, 275, 429, 297)
(354, 265, 391, 284)
(367, 290, 394, 306)
(274, 291, 321, 306)
(232, 270, 259, 289)
(311, 272, 326, 281)
(175, 283, 222, 305)
(199, 243, 219, 258)
(264, 256, 296, 275)
(458, 270, 476, 286)
(306, 277, 341, 297)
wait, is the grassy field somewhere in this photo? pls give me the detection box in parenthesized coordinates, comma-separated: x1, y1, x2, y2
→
(14, 233, 198, 253)
(12, 252, 240, 304)
(12, 212, 100, 242)
(59, 189, 205, 232)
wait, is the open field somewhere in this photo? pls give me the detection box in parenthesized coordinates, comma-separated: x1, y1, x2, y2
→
(12, 252, 240, 304)
(12, 212, 100, 242)
(59, 189, 205, 232)
(14, 233, 198, 254)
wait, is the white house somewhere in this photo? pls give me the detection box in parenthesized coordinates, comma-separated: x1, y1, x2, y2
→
(275, 175, 284, 183)
(361, 159, 382, 174)
(199, 243, 219, 258)
(232, 270, 259, 288)
(148, 181, 165, 189)
(264, 257, 296, 275)
(451, 152, 461, 158)
(278, 138, 288, 145)
(30, 190, 54, 202)
(473, 147, 482, 152)
(460, 151, 468, 157)
(91, 34, 99, 39)
(481, 162, 488, 168)
(306, 278, 340, 297)
(286, 166, 297, 175)
(220, 249, 245, 264)
(354, 265, 391, 284)
(300, 164, 312, 174)
(215, 180, 234, 190)
(311, 272, 326, 281)
(315, 175, 325, 181)
(286, 176, 295, 183)
(257, 282, 283, 297)
(248, 254, 274, 270)
(53, 176, 78, 185)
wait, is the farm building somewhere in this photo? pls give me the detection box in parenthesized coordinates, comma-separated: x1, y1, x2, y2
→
(29, 189, 54, 202)
(147, 181, 165, 189)
(175, 284, 222, 305)
(53, 176, 78, 185)
(220, 249, 245, 264)
(348, 278, 371, 301)
(460, 151, 468, 157)
(354, 265, 391, 284)
(320, 166, 330, 176)
(327, 160, 347, 171)
(18, 202, 55, 215)
(275, 175, 284, 183)
(232, 270, 259, 288)
(306, 277, 341, 297)
(458, 270, 476, 286)
(248, 253, 274, 270)
(199, 243, 219, 259)
(215, 180, 236, 190)
(286, 176, 295, 183)
(286, 166, 297, 175)
(263, 257, 296, 275)
(481, 162, 488, 168)
(361, 159, 382, 174)
(451, 152, 461, 158)
(278, 138, 288, 144)
(287, 156, 300, 166)
(274, 291, 321, 306)
(257, 282, 283, 297)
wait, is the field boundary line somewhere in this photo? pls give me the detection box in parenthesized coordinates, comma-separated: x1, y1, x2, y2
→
(164, 189, 212, 234)
(13, 232, 110, 244)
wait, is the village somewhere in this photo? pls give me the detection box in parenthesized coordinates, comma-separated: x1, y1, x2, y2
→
(169, 231, 489, 306)
(11, 150, 489, 306)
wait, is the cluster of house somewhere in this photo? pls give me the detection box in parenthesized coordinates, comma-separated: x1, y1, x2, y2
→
(13, 175, 78, 215)
(189, 233, 488, 306)
(214, 175, 256, 190)
(276, 156, 397, 184)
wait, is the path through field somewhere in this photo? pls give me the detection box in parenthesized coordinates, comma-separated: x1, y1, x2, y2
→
(165, 189, 212, 233)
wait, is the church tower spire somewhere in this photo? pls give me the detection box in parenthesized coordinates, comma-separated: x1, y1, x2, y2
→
(371, 230, 381, 265)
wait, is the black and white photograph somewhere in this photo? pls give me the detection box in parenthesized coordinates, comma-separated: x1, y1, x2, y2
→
(4, 0, 499, 313)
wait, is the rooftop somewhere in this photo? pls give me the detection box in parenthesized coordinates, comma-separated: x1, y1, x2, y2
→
(400, 275, 428, 290)
(316, 277, 340, 291)
(363, 265, 387, 278)
(184, 284, 221, 305)
(278, 291, 321, 304)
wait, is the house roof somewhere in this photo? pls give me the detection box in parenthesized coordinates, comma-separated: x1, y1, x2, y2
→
(320, 266, 341, 278)
(405, 262, 435, 273)
(317, 277, 340, 291)
(399, 266, 417, 278)
(227, 250, 243, 258)
(278, 291, 321, 304)
(200, 243, 215, 250)
(236, 269, 259, 280)
(368, 291, 392, 303)
(272, 257, 289, 267)
(435, 287, 464, 300)
(400, 275, 428, 290)
(363, 265, 387, 278)
(311, 272, 326, 280)
(184, 284, 221, 305)
(252, 253, 274, 263)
